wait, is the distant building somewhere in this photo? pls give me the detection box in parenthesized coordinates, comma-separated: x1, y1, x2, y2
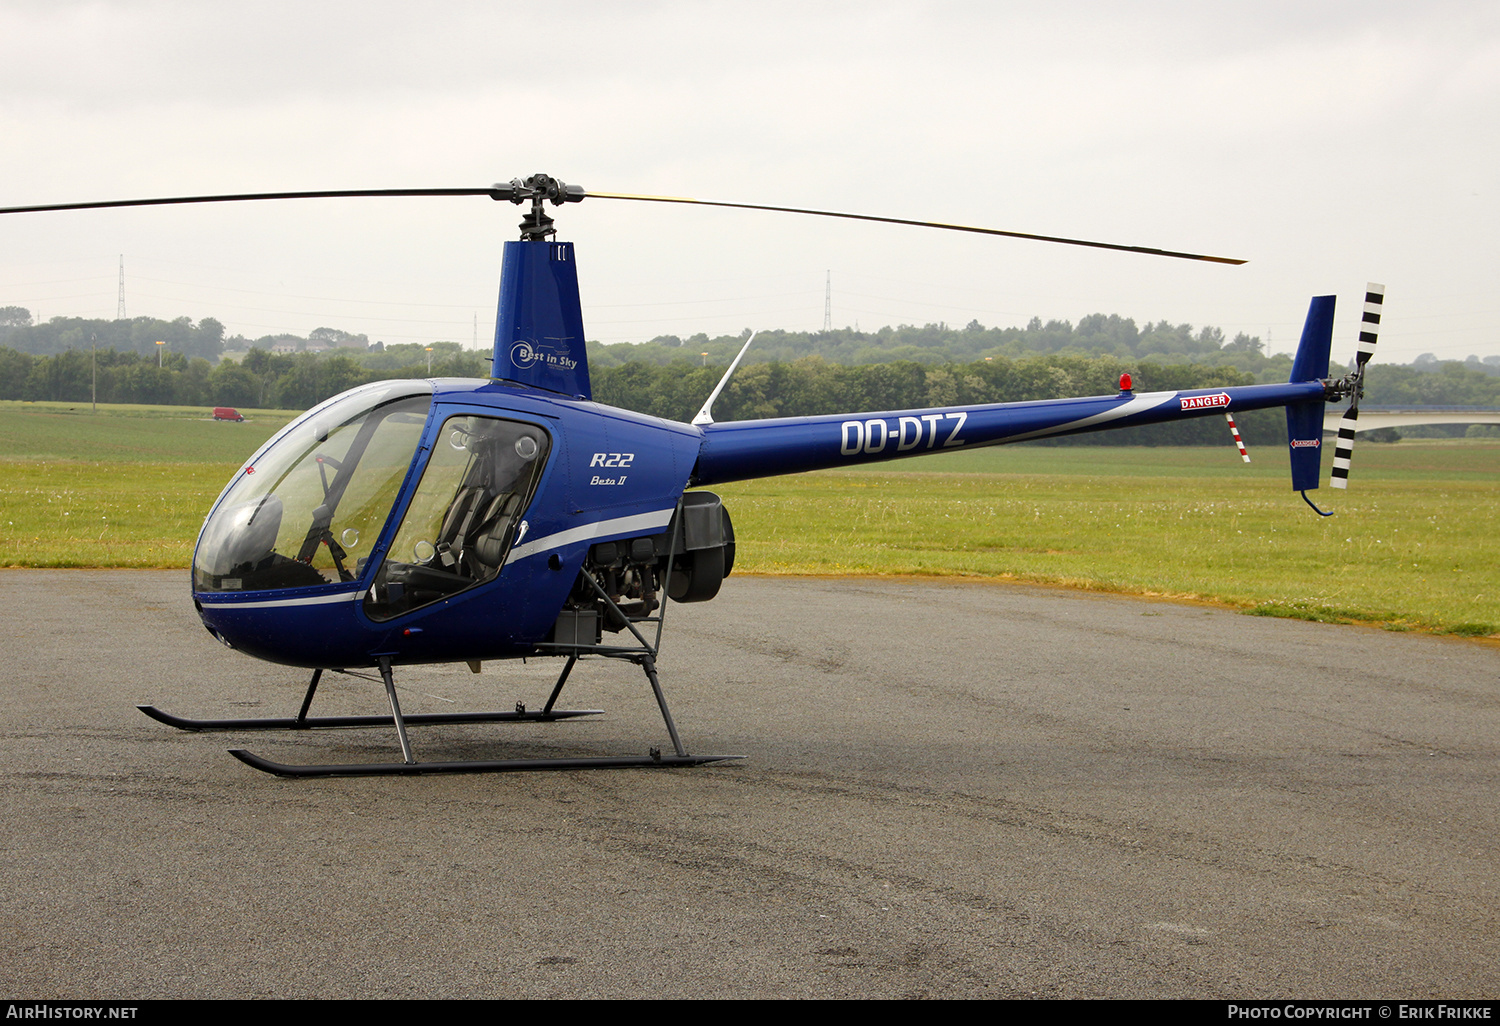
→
(309, 327, 369, 351)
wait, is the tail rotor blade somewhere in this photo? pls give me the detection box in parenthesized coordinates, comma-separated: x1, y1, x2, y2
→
(1355, 283, 1385, 374)
(1330, 407, 1358, 489)
(1330, 283, 1384, 491)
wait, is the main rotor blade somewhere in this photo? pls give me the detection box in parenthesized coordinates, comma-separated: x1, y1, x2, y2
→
(0, 186, 512, 216)
(0, 180, 1247, 265)
(586, 190, 1247, 265)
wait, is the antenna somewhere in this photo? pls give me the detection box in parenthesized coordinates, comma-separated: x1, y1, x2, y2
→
(823, 270, 831, 332)
(692, 331, 758, 426)
(116, 255, 126, 320)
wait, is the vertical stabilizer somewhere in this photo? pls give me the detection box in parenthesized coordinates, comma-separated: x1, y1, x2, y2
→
(1286, 294, 1336, 491)
(1289, 294, 1335, 384)
(492, 240, 592, 399)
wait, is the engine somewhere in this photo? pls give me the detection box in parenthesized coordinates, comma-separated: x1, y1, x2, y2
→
(550, 492, 735, 645)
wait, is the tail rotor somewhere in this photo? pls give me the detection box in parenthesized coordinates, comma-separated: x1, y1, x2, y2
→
(1329, 283, 1385, 490)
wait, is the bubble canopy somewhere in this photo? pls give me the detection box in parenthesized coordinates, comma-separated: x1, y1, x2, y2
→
(193, 380, 436, 595)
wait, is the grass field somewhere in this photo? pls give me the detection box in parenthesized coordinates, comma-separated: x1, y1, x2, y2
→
(0, 402, 295, 462)
(0, 402, 1495, 636)
(717, 443, 1500, 636)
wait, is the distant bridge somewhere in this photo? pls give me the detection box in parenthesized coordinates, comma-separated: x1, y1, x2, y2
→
(1322, 406, 1500, 432)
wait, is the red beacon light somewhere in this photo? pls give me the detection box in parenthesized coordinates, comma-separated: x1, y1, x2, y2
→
(1119, 372, 1133, 393)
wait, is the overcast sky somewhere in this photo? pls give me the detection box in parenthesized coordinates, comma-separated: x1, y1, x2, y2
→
(1, 1, 1496, 366)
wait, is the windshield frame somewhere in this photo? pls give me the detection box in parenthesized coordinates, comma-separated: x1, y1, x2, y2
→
(192, 379, 437, 596)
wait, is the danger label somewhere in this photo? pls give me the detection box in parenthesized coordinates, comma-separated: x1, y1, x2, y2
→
(1180, 392, 1231, 411)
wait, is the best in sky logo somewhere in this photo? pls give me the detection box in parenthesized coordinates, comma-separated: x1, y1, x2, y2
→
(509, 340, 578, 372)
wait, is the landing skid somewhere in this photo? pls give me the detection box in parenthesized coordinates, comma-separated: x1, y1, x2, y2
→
(144, 557, 742, 776)
(230, 749, 738, 778)
(137, 703, 601, 731)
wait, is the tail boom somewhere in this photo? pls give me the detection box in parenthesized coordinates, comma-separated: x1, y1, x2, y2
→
(691, 290, 1351, 493)
(692, 380, 1324, 485)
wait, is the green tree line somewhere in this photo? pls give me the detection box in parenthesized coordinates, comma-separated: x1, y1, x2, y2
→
(6, 337, 1499, 446)
(0, 338, 1272, 441)
(0, 308, 226, 362)
(587, 317, 1284, 377)
(5, 304, 1496, 388)
(594, 354, 1287, 446)
(0, 344, 487, 410)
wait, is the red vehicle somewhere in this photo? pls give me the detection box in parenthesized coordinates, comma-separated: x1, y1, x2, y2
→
(212, 407, 244, 422)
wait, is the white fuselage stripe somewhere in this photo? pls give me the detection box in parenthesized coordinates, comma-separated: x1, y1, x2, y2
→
(1001, 390, 1179, 443)
(198, 509, 678, 606)
(198, 590, 366, 610)
(505, 507, 677, 565)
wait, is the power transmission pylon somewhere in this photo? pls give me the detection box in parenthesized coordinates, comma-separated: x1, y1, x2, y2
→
(116, 255, 126, 320)
(823, 270, 831, 332)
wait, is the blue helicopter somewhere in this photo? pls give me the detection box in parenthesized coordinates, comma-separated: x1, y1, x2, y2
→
(1, 174, 1382, 776)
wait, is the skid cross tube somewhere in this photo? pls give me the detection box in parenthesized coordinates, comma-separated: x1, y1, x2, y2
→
(201, 644, 740, 776)
(640, 654, 686, 758)
(542, 566, 692, 759)
(379, 656, 416, 765)
(521, 495, 709, 763)
(542, 655, 577, 715)
(295, 668, 321, 726)
(220, 640, 739, 776)
(142, 626, 739, 777)
(654, 499, 685, 652)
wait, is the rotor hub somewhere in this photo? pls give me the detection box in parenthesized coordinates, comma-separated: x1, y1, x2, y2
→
(497, 173, 585, 241)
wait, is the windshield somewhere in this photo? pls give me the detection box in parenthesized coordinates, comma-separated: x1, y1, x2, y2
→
(193, 380, 435, 593)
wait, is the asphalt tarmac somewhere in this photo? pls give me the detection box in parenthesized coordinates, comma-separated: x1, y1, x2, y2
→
(2, 569, 1498, 999)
